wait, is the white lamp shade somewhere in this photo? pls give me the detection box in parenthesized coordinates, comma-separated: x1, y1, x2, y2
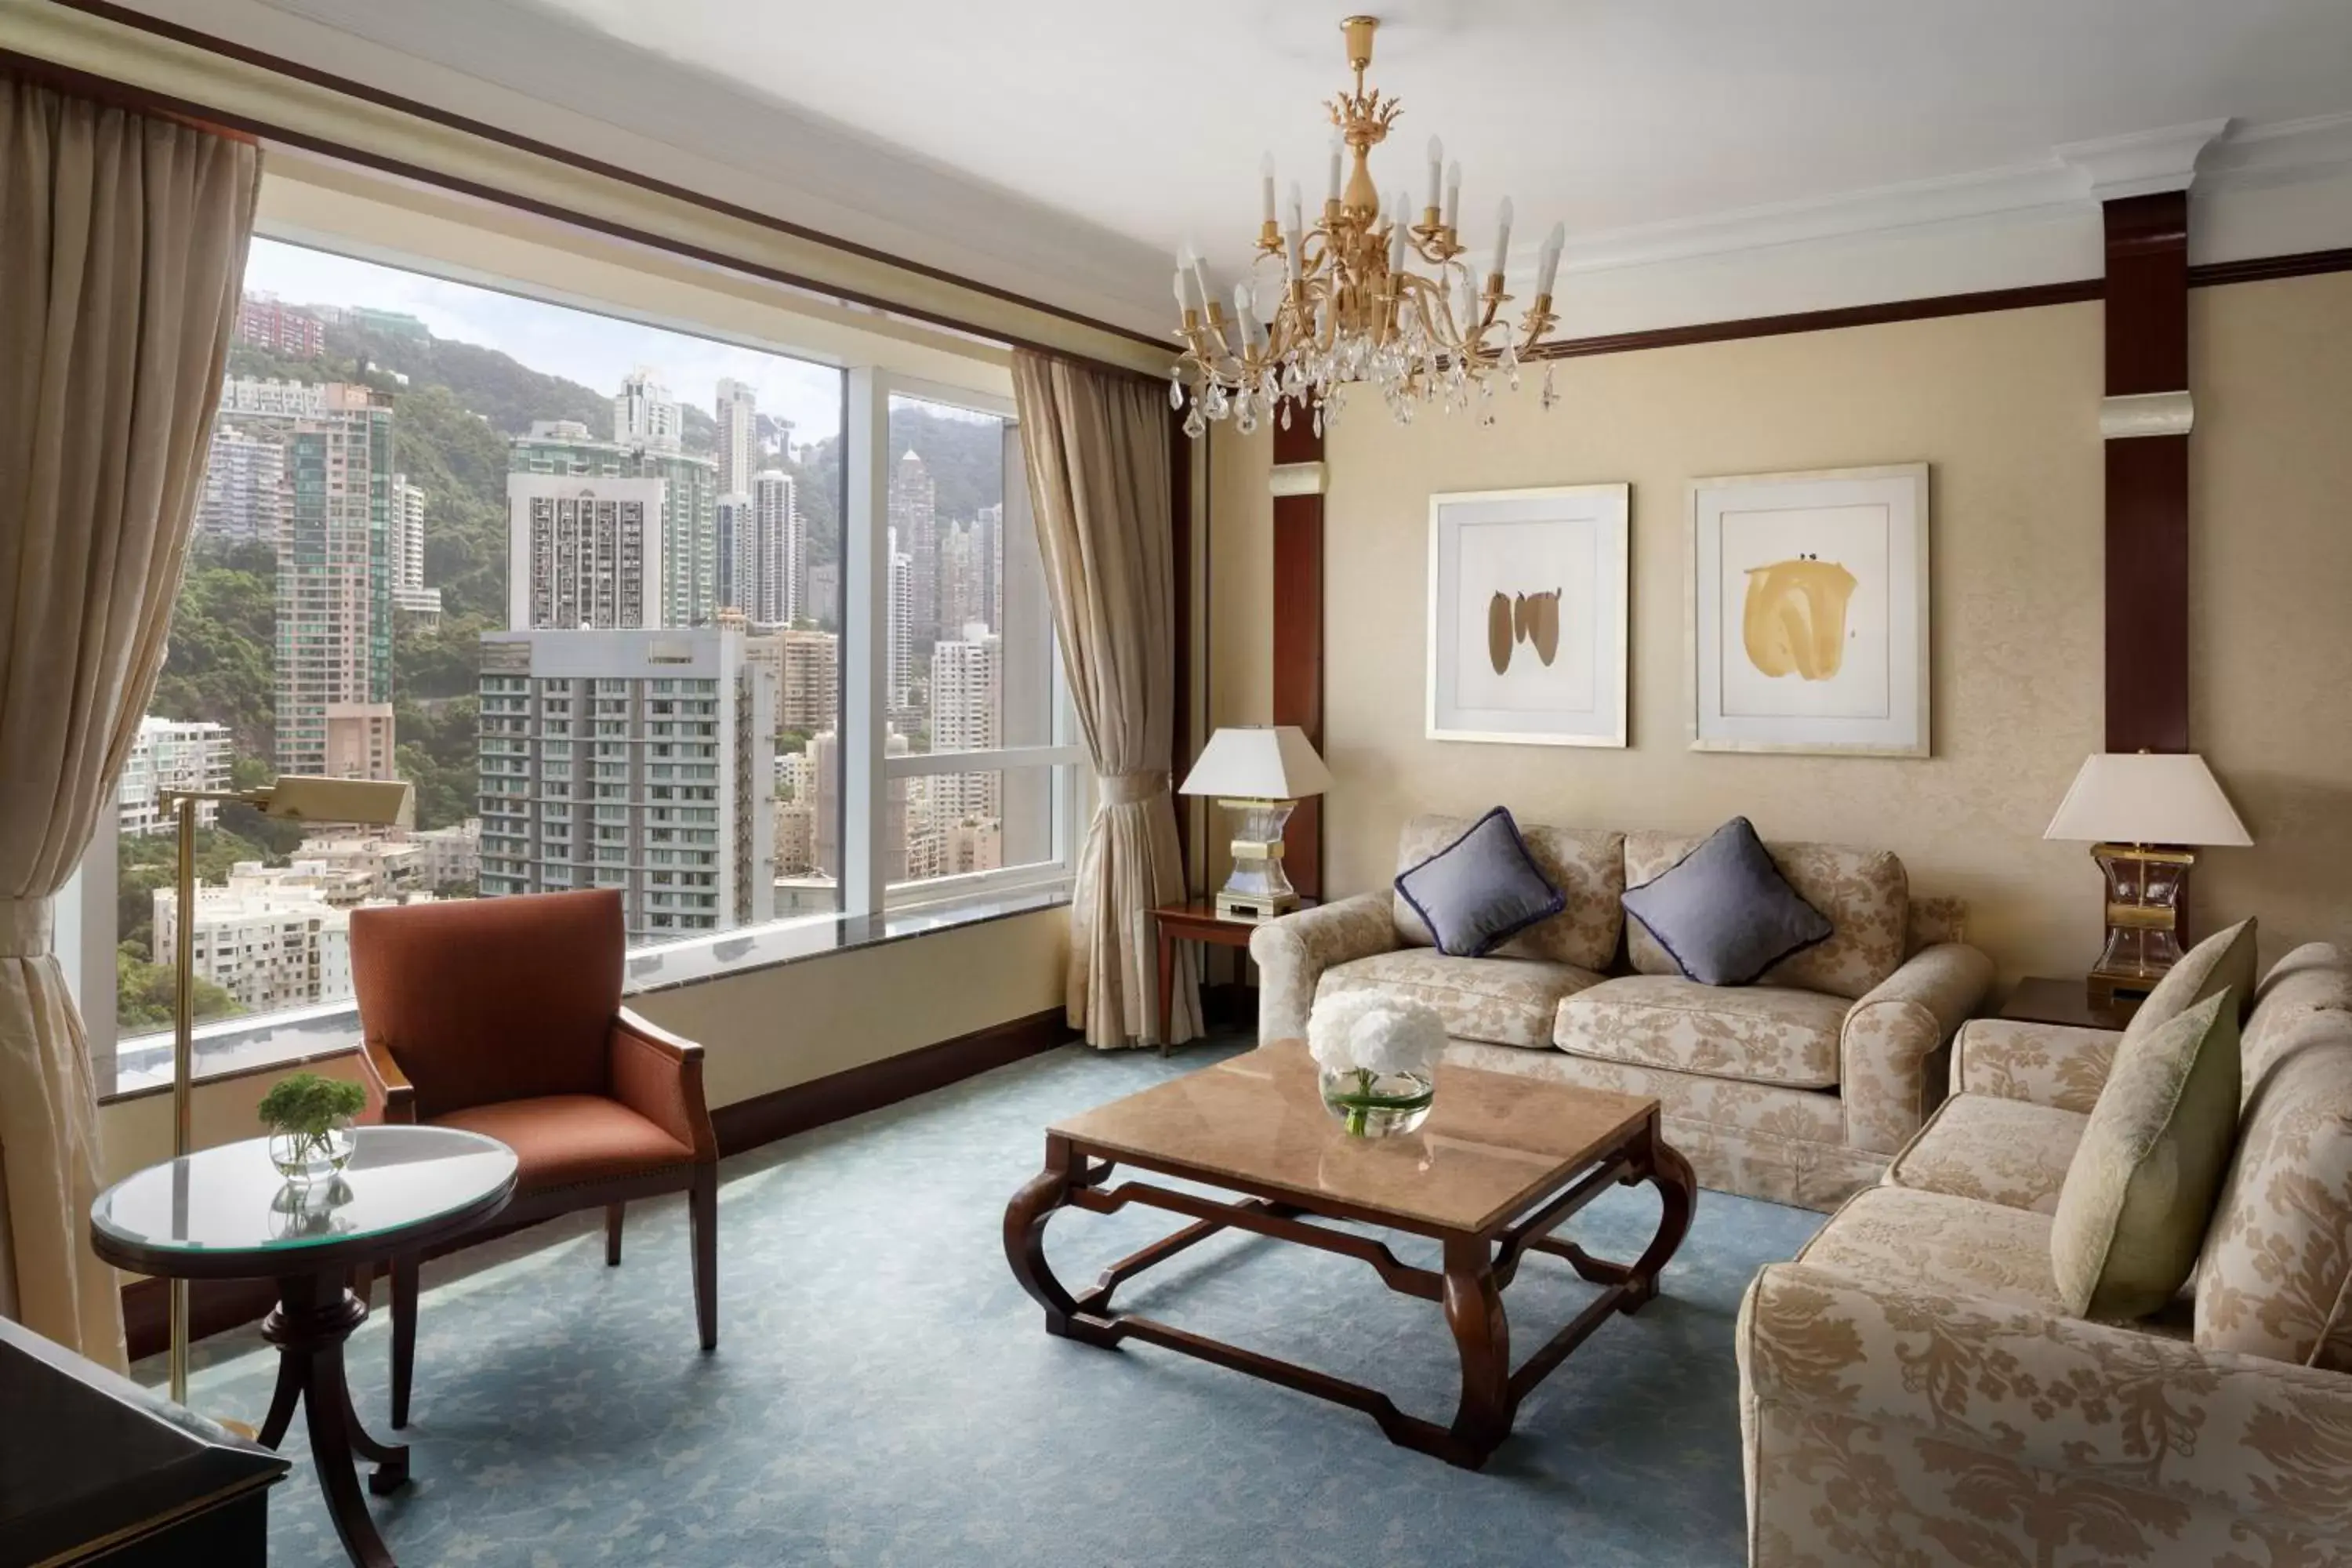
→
(1178, 725, 1333, 800)
(2043, 753, 2252, 847)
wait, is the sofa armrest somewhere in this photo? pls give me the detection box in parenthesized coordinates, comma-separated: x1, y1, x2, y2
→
(1740, 1261, 2352, 1551)
(358, 1040, 415, 1125)
(1839, 942, 1993, 1155)
(1247, 893, 1401, 1045)
(609, 1007, 717, 1162)
(1949, 1016, 2120, 1114)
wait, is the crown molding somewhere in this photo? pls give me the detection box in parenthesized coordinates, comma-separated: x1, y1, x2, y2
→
(2057, 118, 2232, 200)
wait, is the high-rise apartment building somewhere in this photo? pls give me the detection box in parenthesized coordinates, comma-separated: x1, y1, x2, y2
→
(929, 625, 1001, 819)
(194, 428, 286, 543)
(613, 368, 681, 452)
(512, 420, 717, 629)
(236, 292, 325, 358)
(886, 528, 914, 707)
(267, 382, 396, 777)
(714, 378, 757, 495)
(809, 727, 908, 882)
(776, 630, 838, 731)
(506, 473, 667, 630)
(387, 472, 441, 619)
(117, 716, 233, 837)
(716, 492, 753, 615)
(153, 878, 348, 1016)
(889, 448, 938, 643)
(477, 628, 776, 942)
(750, 470, 802, 625)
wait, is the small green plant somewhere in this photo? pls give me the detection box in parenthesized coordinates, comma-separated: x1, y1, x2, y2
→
(257, 1073, 366, 1170)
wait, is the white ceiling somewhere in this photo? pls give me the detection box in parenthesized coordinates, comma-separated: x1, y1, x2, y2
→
(532, 0, 2352, 244)
(138, 0, 2352, 335)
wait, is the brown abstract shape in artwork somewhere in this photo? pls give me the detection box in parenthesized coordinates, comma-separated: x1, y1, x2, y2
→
(1743, 558, 1858, 681)
(1485, 589, 1566, 675)
(1514, 590, 1561, 666)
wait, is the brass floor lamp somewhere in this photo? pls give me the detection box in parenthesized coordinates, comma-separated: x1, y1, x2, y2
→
(158, 775, 412, 1404)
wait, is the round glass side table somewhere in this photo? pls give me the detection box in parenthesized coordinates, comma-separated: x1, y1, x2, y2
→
(91, 1125, 517, 1568)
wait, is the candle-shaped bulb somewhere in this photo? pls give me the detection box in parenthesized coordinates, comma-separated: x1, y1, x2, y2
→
(1260, 153, 1276, 224)
(1425, 136, 1443, 211)
(1444, 161, 1463, 229)
(1173, 268, 1190, 312)
(1388, 193, 1410, 270)
(1537, 220, 1566, 299)
(1284, 181, 1305, 280)
(1326, 135, 1344, 204)
(1491, 197, 1515, 279)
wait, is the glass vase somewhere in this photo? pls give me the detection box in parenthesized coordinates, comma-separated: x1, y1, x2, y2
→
(268, 1119, 355, 1184)
(1319, 1066, 1435, 1138)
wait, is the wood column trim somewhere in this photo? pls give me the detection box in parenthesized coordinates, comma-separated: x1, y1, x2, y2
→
(1271, 407, 1325, 899)
(1170, 405, 1193, 879)
(2102, 191, 2192, 754)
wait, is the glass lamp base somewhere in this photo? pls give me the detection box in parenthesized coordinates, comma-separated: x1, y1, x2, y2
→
(2087, 842, 2196, 1006)
(1214, 797, 1300, 924)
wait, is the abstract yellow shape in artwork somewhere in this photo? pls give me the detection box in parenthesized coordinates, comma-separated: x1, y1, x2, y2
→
(1742, 559, 1858, 681)
(1486, 589, 1564, 675)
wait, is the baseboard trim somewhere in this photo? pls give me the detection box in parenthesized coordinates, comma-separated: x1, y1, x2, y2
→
(710, 1006, 1075, 1156)
(121, 1006, 1077, 1360)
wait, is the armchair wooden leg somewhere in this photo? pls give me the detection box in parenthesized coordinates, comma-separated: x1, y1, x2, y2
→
(389, 1253, 419, 1430)
(688, 1163, 717, 1352)
(606, 1203, 625, 1267)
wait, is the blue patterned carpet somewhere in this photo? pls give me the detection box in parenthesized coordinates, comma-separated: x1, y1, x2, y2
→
(147, 1038, 1820, 1566)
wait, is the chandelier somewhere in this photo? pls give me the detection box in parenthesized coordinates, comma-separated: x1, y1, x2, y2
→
(1171, 14, 1566, 438)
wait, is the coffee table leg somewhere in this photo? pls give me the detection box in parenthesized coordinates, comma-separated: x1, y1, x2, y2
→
(263, 1272, 407, 1568)
(1620, 1131, 1697, 1312)
(1440, 1234, 1512, 1468)
(1004, 1134, 1088, 1339)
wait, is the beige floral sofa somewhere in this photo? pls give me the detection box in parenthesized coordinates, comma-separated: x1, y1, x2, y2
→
(1250, 815, 1994, 1210)
(1740, 943, 2352, 1566)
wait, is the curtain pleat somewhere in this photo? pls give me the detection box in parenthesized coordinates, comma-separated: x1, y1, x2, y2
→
(1010, 351, 1200, 1048)
(0, 73, 259, 1366)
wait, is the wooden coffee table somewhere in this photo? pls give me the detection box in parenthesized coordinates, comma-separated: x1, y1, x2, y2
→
(1002, 1040, 1695, 1468)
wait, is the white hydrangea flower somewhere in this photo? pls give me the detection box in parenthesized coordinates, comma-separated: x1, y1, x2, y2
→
(1307, 993, 1445, 1078)
(1348, 1000, 1446, 1079)
(1307, 989, 1388, 1074)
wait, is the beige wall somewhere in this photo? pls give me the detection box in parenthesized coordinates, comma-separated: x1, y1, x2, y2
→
(97, 909, 1069, 1185)
(2190, 270, 2352, 966)
(1205, 278, 2352, 984)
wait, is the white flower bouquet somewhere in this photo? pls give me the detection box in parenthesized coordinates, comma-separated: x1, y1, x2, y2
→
(1307, 993, 1445, 1137)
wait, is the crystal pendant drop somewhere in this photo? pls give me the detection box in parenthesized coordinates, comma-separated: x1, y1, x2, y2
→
(1279, 399, 1292, 430)
(1169, 371, 1185, 412)
(1183, 405, 1207, 439)
(1312, 407, 1323, 438)
(1541, 363, 1559, 412)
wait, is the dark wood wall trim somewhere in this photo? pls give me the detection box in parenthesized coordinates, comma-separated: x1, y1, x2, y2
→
(1270, 409, 1326, 899)
(10, 7, 1165, 371)
(2102, 191, 2192, 754)
(122, 1007, 1075, 1359)
(2189, 245, 2352, 289)
(1170, 407, 1194, 877)
(1530, 278, 2104, 362)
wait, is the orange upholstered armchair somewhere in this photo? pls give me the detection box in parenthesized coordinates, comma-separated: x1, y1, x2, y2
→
(350, 888, 717, 1428)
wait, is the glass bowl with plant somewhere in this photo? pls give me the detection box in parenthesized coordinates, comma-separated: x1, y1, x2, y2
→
(257, 1072, 367, 1182)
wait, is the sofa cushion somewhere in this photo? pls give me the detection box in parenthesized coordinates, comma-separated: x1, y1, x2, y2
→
(2127, 916, 2258, 1045)
(1884, 1093, 2087, 1215)
(1619, 817, 1833, 987)
(1797, 1185, 2068, 1314)
(2197, 1006, 2352, 1370)
(1556, 975, 1849, 1089)
(1392, 815, 1624, 972)
(1317, 949, 1603, 1051)
(1625, 831, 1907, 1001)
(2245, 942, 2352, 1088)
(1392, 807, 1564, 957)
(2052, 991, 2242, 1320)
(432, 1094, 694, 1193)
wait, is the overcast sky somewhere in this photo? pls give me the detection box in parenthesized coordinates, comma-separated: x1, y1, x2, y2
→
(243, 238, 845, 441)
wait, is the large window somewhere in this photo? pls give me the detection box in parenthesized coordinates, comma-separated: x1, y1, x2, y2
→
(95, 225, 1068, 1062)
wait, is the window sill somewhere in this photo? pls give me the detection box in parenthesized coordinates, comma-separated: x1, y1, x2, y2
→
(93, 880, 1073, 1106)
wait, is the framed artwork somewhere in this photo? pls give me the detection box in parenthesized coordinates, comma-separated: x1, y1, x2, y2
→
(1425, 484, 1629, 748)
(1688, 463, 1929, 757)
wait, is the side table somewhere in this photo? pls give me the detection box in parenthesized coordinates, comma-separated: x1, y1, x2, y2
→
(91, 1126, 517, 1568)
(1152, 898, 1317, 1053)
(2000, 975, 2141, 1031)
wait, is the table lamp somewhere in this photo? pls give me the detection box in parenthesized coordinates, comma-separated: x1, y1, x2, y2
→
(156, 775, 413, 1403)
(1178, 725, 1333, 923)
(2043, 752, 2251, 1008)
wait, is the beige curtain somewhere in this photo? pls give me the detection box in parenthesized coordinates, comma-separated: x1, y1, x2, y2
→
(0, 74, 260, 1366)
(1011, 350, 1200, 1048)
